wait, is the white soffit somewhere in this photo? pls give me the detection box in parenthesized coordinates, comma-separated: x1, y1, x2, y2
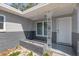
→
(22, 3, 76, 20)
(0, 3, 76, 20)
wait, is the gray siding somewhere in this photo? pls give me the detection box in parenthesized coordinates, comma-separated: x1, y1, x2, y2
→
(0, 10, 35, 51)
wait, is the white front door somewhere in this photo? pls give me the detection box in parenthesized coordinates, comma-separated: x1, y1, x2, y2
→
(56, 17, 72, 45)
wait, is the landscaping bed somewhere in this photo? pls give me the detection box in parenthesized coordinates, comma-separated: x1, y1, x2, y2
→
(0, 45, 67, 56)
(0, 45, 38, 56)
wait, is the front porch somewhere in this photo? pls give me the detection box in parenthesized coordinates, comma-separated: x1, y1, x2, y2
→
(21, 4, 78, 56)
(23, 16, 75, 55)
(20, 39, 75, 56)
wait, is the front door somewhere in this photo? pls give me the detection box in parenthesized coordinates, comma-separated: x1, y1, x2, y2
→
(56, 17, 72, 45)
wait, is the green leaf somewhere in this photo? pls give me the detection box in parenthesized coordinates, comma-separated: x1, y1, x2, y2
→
(27, 51, 33, 56)
(9, 51, 21, 56)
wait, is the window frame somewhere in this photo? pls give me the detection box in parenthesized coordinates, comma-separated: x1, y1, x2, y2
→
(44, 21, 47, 36)
(0, 15, 6, 32)
(36, 21, 47, 37)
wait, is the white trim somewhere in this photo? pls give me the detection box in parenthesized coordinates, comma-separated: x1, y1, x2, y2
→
(36, 21, 47, 37)
(0, 14, 6, 32)
(0, 4, 22, 14)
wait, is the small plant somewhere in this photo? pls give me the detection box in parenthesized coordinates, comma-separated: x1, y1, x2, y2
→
(43, 49, 53, 56)
(9, 51, 21, 56)
(27, 51, 33, 56)
(43, 52, 49, 56)
(15, 45, 20, 49)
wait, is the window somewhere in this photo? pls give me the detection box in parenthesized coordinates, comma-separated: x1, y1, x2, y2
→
(36, 21, 47, 37)
(44, 22, 47, 35)
(37, 23, 42, 35)
(0, 15, 5, 31)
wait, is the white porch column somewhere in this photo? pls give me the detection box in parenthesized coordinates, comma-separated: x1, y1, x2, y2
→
(46, 12, 52, 48)
(72, 4, 79, 55)
(74, 4, 79, 55)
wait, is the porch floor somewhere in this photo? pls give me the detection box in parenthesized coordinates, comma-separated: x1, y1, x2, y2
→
(52, 43, 76, 56)
(20, 39, 76, 56)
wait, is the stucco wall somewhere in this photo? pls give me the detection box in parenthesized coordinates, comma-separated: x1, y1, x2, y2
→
(0, 10, 35, 51)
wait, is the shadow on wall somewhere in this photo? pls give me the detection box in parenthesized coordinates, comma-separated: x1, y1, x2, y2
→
(0, 10, 35, 51)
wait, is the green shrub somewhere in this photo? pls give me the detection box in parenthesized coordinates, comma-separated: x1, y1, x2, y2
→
(43, 52, 49, 56)
(9, 51, 21, 56)
(27, 51, 33, 56)
(15, 45, 20, 49)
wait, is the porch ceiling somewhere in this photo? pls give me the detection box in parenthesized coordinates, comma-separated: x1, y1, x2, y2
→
(22, 3, 76, 20)
(0, 3, 76, 20)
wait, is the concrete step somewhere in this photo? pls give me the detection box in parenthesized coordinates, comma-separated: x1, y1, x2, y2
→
(20, 40, 44, 55)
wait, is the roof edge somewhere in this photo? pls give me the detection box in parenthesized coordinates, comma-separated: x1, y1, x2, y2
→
(22, 3, 49, 14)
(0, 3, 23, 14)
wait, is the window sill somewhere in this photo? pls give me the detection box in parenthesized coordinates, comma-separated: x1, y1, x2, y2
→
(36, 35, 47, 37)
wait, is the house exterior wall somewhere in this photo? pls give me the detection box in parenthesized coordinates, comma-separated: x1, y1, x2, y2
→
(0, 10, 35, 51)
(72, 5, 79, 55)
(0, 5, 78, 55)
